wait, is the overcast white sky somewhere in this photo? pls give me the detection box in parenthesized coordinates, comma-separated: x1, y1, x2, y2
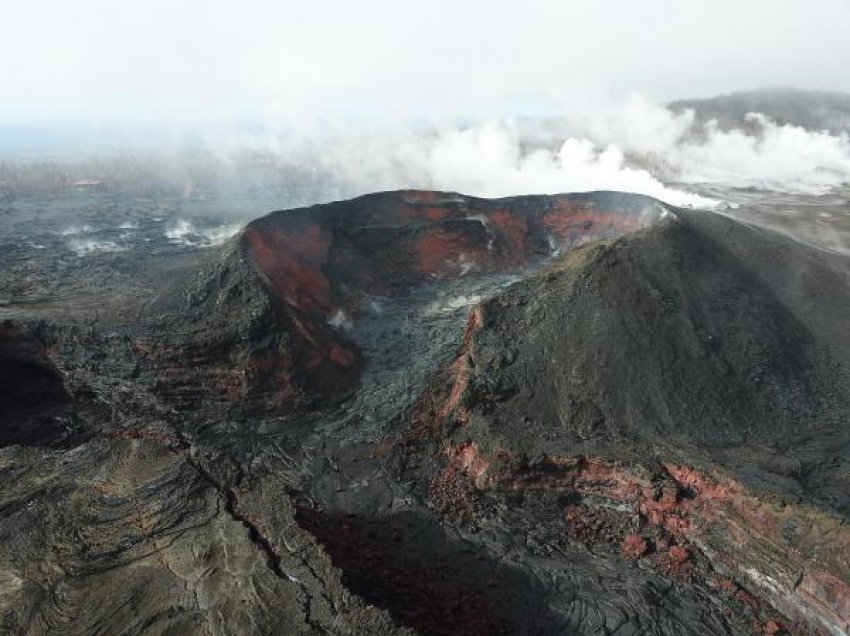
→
(3, 0, 850, 124)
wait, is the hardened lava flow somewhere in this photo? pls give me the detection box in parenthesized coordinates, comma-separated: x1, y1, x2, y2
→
(1, 190, 848, 635)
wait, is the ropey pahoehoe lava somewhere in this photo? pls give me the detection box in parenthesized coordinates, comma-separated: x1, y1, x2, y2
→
(1, 190, 849, 635)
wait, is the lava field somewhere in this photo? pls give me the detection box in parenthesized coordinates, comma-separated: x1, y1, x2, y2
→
(1, 190, 849, 635)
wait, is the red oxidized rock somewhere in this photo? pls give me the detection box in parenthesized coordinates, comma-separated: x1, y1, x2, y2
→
(621, 534, 649, 560)
(452, 441, 491, 484)
(762, 620, 783, 635)
(669, 545, 690, 564)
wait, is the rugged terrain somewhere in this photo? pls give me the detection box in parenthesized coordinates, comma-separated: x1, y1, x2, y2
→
(1, 190, 849, 635)
(669, 88, 850, 134)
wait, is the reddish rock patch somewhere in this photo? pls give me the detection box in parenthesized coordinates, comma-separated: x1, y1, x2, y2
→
(244, 191, 658, 324)
(669, 544, 691, 563)
(621, 533, 649, 559)
(244, 224, 336, 318)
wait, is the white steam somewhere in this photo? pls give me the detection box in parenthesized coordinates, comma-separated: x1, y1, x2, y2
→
(423, 294, 484, 316)
(221, 95, 850, 208)
(675, 115, 850, 192)
(164, 219, 242, 247)
(578, 96, 850, 194)
(228, 117, 717, 208)
(423, 125, 715, 208)
(67, 238, 126, 257)
(6, 95, 850, 210)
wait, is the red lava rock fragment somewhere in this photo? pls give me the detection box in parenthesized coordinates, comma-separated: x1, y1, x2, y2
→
(762, 620, 784, 635)
(735, 588, 760, 610)
(452, 441, 491, 483)
(716, 578, 740, 596)
(428, 466, 482, 522)
(621, 533, 649, 560)
(669, 545, 690, 564)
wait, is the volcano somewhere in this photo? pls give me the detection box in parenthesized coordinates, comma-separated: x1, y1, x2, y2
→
(1, 190, 848, 635)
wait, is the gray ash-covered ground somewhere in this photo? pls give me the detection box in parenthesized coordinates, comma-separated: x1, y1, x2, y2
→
(317, 273, 521, 442)
(0, 191, 251, 320)
(1, 188, 849, 635)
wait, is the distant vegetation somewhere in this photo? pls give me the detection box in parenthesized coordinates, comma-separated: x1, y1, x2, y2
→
(669, 88, 850, 134)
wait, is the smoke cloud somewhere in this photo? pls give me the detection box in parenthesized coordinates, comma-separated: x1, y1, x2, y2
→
(4, 95, 850, 210)
(197, 96, 850, 208)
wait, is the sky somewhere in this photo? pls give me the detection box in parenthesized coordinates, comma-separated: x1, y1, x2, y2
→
(3, 0, 850, 125)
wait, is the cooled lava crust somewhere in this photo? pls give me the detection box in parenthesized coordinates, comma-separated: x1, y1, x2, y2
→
(2, 190, 849, 635)
(406, 209, 850, 635)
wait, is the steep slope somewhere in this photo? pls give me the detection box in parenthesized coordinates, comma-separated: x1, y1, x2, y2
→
(408, 209, 850, 634)
(435, 210, 850, 467)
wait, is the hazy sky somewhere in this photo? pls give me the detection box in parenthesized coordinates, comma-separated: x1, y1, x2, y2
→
(3, 0, 850, 123)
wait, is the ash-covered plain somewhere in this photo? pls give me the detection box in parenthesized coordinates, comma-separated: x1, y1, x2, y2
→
(1, 188, 849, 636)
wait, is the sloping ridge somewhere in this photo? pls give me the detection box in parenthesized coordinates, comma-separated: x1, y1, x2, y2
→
(144, 233, 360, 414)
(416, 208, 850, 634)
(460, 209, 850, 462)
